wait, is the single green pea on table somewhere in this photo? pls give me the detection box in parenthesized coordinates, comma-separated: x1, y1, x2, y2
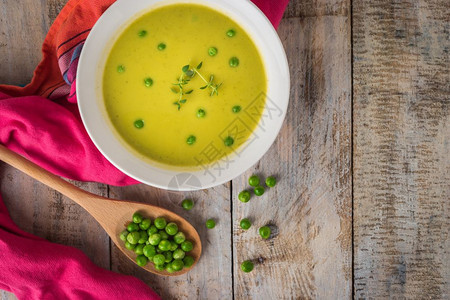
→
(119, 212, 195, 273)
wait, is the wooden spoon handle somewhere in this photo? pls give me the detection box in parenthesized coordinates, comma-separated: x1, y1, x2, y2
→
(0, 144, 96, 205)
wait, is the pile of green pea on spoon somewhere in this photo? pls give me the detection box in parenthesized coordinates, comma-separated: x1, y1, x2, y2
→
(120, 212, 195, 273)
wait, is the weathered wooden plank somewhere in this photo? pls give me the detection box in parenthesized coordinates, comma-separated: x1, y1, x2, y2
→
(109, 184, 233, 299)
(232, 4, 352, 298)
(353, 0, 450, 299)
(284, 0, 348, 18)
(0, 0, 64, 86)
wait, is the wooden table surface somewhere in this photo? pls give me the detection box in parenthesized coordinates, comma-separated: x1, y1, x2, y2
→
(0, 0, 448, 299)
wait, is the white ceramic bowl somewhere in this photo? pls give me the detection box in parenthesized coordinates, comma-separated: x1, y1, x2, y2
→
(77, 0, 289, 191)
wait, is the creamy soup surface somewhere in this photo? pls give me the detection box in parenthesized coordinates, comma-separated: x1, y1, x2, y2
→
(103, 4, 266, 166)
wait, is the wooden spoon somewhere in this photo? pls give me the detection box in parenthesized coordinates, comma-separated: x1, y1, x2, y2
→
(0, 144, 201, 276)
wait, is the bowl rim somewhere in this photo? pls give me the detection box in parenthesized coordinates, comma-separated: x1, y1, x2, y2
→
(77, 0, 290, 191)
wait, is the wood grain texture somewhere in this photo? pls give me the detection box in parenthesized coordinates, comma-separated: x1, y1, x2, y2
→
(353, 0, 450, 299)
(232, 1, 352, 298)
(0, 0, 67, 86)
(108, 184, 232, 299)
(284, 0, 348, 18)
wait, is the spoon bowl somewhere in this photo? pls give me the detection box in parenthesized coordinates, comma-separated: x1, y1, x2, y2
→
(0, 144, 201, 276)
(102, 199, 201, 276)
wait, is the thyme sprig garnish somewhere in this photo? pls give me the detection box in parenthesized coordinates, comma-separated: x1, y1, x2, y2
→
(185, 62, 222, 96)
(172, 74, 193, 110)
(171, 62, 222, 110)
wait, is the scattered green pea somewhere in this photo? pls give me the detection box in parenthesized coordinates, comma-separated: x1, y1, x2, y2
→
(240, 218, 251, 230)
(136, 255, 148, 267)
(134, 119, 144, 129)
(164, 251, 173, 263)
(248, 175, 260, 187)
(171, 259, 184, 271)
(144, 77, 153, 87)
(127, 222, 139, 232)
(232, 105, 241, 113)
(119, 230, 128, 242)
(127, 231, 140, 245)
(157, 43, 166, 51)
(148, 233, 162, 246)
(182, 199, 194, 210)
(159, 230, 169, 240)
(241, 260, 254, 273)
(147, 225, 158, 235)
(139, 218, 151, 230)
(206, 219, 216, 229)
(229, 57, 239, 67)
(183, 256, 195, 268)
(181, 240, 194, 252)
(173, 249, 185, 260)
(138, 30, 147, 37)
(125, 241, 136, 250)
(186, 135, 197, 145)
(117, 65, 125, 73)
(265, 176, 277, 187)
(254, 186, 265, 196)
(135, 244, 145, 255)
(226, 29, 236, 37)
(238, 190, 251, 203)
(224, 136, 234, 147)
(165, 222, 179, 236)
(174, 232, 186, 244)
(259, 226, 271, 239)
(208, 47, 218, 56)
(153, 254, 165, 266)
(143, 245, 156, 258)
(196, 109, 206, 118)
(158, 239, 171, 251)
(154, 217, 167, 229)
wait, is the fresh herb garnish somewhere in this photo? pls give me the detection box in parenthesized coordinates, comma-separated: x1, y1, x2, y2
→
(187, 62, 223, 96)
(171, 62, 222, 110)
(172, 73, 193, 110)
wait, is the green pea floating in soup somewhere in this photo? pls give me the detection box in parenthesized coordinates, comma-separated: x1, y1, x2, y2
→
(232, 105, 241, 113)
(138, 30, 147, 37)
(134, 119, 144, 129)
(196, 109, 206, 118)
(144, 77, 153, 87)
(226, 29, 236, 37)
(224, 136, 234, 147)
(186, 135, 197, 145)
(117, 65, 125, 73)
(157, 43, 166, 51)
(208, 47, 218, 56)
(229, 57, 240, 68)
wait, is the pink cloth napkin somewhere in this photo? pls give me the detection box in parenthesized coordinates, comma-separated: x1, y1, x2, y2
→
(0, 0, 289, 299)
(0, 196, 160, 299)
